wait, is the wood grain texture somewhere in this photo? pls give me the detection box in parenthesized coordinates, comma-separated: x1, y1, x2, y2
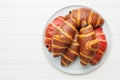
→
(0, 0, 119, 79)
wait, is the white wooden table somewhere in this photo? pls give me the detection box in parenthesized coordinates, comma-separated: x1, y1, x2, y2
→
(0, 0, 119, 80)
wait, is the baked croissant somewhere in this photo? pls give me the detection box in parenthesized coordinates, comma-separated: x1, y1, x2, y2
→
(61, 33, 79, 66)
(79, 21, 99, 66)
(52, 18, 78, 57)
(65, 8, 104, 28)
(90, 27, 107, 65)
(45, 16, 65, 51)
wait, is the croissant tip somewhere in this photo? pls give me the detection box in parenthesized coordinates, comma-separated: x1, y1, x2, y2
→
(90, 62, 97, 65)
(80, 61, 87, 66)
(61, 60, 69, 66)
(90, 59, 98, 65)
(61, 62, 65, 66)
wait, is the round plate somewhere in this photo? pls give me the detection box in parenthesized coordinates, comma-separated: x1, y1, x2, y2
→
(43, 5, 112, 74)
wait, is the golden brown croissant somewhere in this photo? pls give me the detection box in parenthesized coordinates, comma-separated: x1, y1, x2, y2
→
(79, 21, 99, 66)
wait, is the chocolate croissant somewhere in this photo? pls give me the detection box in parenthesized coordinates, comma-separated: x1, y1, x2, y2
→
(52, 18, 78, 57)
(79, 21, 99, 66)
(65, 8, 104, 28)
(61, 33, 79, 66)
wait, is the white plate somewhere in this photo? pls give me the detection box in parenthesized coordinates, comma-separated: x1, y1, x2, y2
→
(43, 5, 112, 74)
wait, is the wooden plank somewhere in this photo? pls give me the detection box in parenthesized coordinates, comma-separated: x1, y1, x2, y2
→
(0, 22, 44, 36)
(0, 0, 120, 7)
(0, 36, 42, 50)
(0, 50, 49, 65)
(0, 7, 119, 22)
(0, 65, 119, 79)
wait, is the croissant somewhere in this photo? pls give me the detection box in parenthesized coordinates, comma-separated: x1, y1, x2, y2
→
(65, 8, 104, 28)
(52, 18, 78, 57)
(45, 16, 65, 51)
(79, 21, 99, 66)
(90, 27, 107, 65)
(61, 33, 79, 66)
